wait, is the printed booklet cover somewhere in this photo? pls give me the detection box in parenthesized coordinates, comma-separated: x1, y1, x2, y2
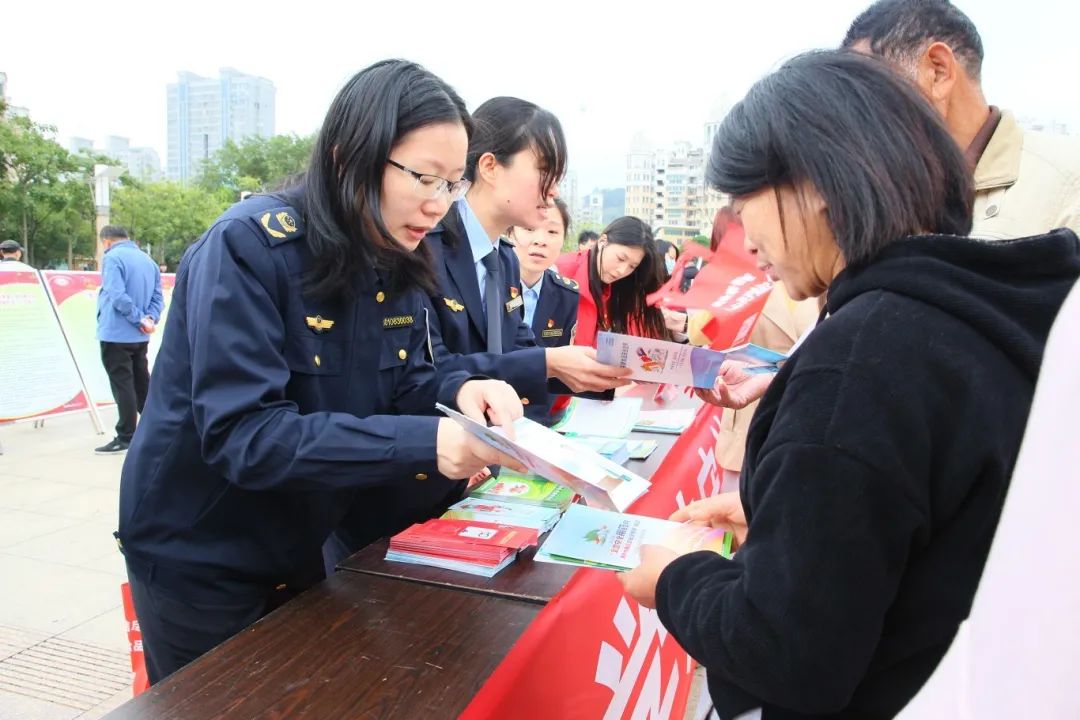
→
(551, 397, 642, 438)
(437, 404, 651, 512)
(536, 504, 735, 571)
(442, 497, 562, 533)
(596, 331, 789, 388)
(469, 470, 577, 511)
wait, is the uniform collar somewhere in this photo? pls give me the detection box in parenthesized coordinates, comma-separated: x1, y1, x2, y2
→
(104, 239, 135, 254)
(457, 198, 496, 265)
(973, 109, 1023, 192)
(524, 271, 545, 294)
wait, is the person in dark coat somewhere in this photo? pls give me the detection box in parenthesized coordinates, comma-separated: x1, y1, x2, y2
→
(619, 50, 1080, 719)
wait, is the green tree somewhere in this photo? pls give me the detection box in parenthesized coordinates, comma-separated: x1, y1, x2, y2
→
(112, 180, 230, 267)
(0, 111, 98, 267)
(197, 133, 315, 194)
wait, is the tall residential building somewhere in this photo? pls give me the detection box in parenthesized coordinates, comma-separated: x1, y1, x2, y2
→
(624, 122, 731, 244)
(167, 68, 275, 183)
(580, 190, 605, 228)
(625, 133, 656, 227)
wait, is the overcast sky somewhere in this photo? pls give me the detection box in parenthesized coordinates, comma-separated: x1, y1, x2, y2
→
(4, 0, 1078, 191)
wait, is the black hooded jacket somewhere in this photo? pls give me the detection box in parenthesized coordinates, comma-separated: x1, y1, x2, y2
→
(655, 230, 1080, 719)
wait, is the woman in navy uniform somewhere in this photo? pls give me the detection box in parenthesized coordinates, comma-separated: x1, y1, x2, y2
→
(509, 198, 579, 348)
(422, 96, 631, 409)
(116, 60, 522, 684)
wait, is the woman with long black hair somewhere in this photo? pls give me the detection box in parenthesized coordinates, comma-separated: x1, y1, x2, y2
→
(116, 60, 522, 684)
(555, 215, 671, 347)
(619, 50, 1079, 718)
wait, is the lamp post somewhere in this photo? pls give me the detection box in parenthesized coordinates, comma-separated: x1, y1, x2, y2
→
(93, 164, 125, 270)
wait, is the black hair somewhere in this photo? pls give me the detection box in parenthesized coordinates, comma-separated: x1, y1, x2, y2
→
(842, 0, 984, 81)
(706, 50, 973, 267)
(552, 198, 571, 237)
(298, 59, 471, 299)
(100, 225, 129, 240)
(466, 97, 567, 201)
(589, 216, 669, 340)
(655, 240, 679, 259)
(578, 230, 599, 247)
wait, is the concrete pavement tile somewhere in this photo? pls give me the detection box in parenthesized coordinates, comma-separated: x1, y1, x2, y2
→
(76, 686, 133, 719)
(0, 479, 89, 512)
(0, 555, 125, 635)
(56, 608, 128, 655)
(0, 511, 81, 550)
(0, 690, 81, 720)
(78, 551, 125, 580)
(25, 488, 119, 525)
(4, 521, 119, 567)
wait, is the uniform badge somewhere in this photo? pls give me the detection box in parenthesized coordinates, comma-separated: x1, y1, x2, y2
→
(444, 297, 465, 312)
(382, 314, 414, 329)
(547, 319, 555, 328)
(505, 295, 524, 313)
(260, 211, 299, 239)
(541, 317, 563, 338)
(305, 315, 335, 333)
(509, 287, 519, 299)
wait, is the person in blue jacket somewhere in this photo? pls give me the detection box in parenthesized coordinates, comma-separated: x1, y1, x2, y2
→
(115, 60, 522, 684)
(509, 198, 579, 348)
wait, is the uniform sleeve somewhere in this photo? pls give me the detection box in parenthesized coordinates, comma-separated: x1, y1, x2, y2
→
(186, 221, 441, 492)
(423, 293, 550, 405)
(101, 253, 145, 326)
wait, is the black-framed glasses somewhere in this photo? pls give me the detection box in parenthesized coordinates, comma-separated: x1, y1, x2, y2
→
(387, 159, 471, 202)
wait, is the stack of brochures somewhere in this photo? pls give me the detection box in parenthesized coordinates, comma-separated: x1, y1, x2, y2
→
(551, 397, 642, 438)
(536, 504, 735, 571)
(386, 518, 539, 577)
(596, 331, 789, 388)
(633, 408, 698, 434)
(468, 470, 577, 512)
(564, 436, 659, 465)
(437, 405, 652, 512)
(442, 496, 562, 533)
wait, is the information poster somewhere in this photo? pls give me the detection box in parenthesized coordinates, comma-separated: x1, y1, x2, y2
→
(0, 268, 91, 422)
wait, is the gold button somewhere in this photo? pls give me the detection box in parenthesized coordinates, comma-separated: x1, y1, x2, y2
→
(520, 397, 530, 405)
(415, 473, 428, 481)
(314, 354, 321, 367)
(275, 583, 287, 591)
(376, 291, 386, 303)
(398, 349, 407, 360)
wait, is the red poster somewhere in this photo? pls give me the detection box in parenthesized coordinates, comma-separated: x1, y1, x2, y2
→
(462, 404, 726, 720)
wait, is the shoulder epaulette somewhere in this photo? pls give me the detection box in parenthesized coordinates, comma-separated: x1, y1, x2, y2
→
(548, 268, 579, 292)
(251, 206, 304, 246)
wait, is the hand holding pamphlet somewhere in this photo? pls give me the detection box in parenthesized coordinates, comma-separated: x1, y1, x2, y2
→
(437, 404, 651, 512)
(596, 331, 789, 389)
(536, 504, 735, 571)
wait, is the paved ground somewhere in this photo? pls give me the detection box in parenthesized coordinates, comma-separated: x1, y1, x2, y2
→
(0, 409, 133, 720)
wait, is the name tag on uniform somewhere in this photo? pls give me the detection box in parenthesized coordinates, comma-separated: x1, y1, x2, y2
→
(541, 327, 563, 338)
(383, 315, 414, 329)
(505, 296, 524, 313)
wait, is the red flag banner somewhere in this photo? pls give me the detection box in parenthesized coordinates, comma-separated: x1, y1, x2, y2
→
(646, 225, 774, 349)
(461, 403, 726, 720)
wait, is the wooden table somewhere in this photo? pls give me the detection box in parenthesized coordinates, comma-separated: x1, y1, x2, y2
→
(105, 572, 541, 719)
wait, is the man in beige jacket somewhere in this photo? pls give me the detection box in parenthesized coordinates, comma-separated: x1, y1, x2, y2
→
(843, 0, 1080, 239)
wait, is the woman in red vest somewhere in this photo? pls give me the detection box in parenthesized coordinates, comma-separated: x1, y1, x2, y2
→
(555, 216, 670, 346)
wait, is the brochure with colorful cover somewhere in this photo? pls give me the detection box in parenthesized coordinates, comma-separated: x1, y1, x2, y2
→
(442, 497, 562, 533)
(551, 397, 642, 438)
(595, 331, 789, 388)
(469, 470, 577, 511)
(437, 404, 651, 512)
(536, 504, 735, 571)
(390, 518, 538, 556)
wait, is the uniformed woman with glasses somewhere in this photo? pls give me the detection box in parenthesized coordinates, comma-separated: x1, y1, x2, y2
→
(115, 60, 523, 684)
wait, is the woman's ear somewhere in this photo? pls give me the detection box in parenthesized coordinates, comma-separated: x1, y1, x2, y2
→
(597, 234, 608, 247)
(476, 152, 500, 186)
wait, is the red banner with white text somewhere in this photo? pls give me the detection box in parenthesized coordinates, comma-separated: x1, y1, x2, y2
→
(461, 402, 726, 720)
